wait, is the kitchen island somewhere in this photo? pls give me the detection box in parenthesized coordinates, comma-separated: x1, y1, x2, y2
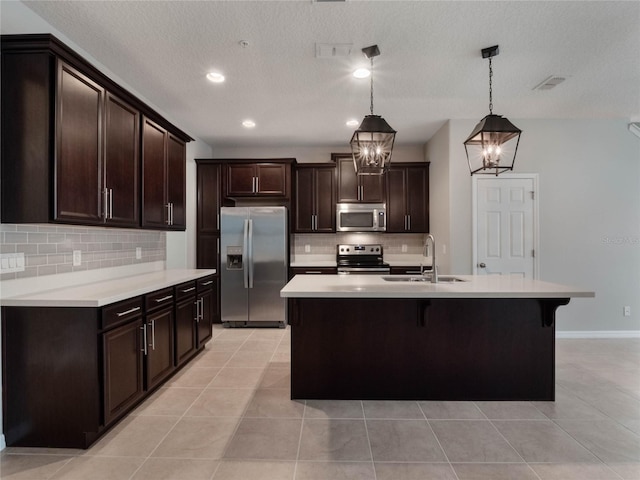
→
(281, 274, 594, 401)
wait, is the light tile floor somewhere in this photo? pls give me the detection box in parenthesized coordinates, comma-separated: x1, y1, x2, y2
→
(2, 327, 639, 480)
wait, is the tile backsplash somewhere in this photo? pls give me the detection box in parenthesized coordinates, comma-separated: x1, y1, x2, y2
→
(0, 224, 165, 280)
(292, 233, 425, 255)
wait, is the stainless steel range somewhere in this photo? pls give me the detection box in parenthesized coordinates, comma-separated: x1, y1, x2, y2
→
(336, 244, 390, 275)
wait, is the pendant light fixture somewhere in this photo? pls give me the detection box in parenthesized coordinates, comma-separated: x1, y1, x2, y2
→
(350, 45, 396, 176)
(464, 45, 521, 176)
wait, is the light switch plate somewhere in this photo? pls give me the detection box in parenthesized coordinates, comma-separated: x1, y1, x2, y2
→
(136, 247, 142, 259)
(72, 250, 82, 266)
(1, 252, 26, 273)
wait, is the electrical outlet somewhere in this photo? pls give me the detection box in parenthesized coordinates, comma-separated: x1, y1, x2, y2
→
(136, 247, 142, 259)
(624, 306, 631, 317)
(304, 244, 311, 253)
(0, 252, 25, 273)
(72, 250, 81, 266)
(401, 244, 407, 253)
(442, 244, 447, 254)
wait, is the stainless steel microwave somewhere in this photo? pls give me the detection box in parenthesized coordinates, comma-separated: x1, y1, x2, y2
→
(336, 203, 386, 232)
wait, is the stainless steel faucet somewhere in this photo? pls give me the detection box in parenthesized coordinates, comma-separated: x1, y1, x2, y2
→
(422, 233, 438, 283)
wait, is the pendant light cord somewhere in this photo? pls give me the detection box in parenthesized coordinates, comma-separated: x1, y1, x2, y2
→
(370, 57, 374, 115)
(488, 57, 493, 115)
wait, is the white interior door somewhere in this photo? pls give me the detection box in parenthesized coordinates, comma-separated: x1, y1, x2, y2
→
(473, 175, 538, 278)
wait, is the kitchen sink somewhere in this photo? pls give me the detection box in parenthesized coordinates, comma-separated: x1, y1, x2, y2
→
(381, 275, 467, 283)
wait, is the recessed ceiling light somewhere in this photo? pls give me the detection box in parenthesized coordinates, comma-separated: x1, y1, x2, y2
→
(346, 119, 359, 127)
(353, 68, 370, 79)
(242, 120, 256, 128)
(206, 72, 225, 83)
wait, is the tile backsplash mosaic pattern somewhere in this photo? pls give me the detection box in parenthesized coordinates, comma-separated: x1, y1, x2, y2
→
(0, 224, 165, 280)
(292, 233, 425, 255)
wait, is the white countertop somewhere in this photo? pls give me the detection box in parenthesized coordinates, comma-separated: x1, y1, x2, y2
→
(281, 274, 595, 299)
(1, 269, 216, 307)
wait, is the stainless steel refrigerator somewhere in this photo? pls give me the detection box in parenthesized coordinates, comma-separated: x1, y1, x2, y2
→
(220, 206, 288, 327)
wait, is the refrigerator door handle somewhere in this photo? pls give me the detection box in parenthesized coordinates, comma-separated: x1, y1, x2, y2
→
(247, 218, 254, 289)
(243, 218, 250, 289)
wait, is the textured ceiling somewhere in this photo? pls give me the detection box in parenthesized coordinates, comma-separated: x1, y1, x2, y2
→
(14, 0, 640, 148)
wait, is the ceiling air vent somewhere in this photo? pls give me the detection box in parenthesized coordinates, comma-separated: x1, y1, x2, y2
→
(533, 76, 566, 91)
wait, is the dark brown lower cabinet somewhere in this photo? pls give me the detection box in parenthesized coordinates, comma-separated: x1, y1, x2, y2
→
(103, 318, 144, 426)
(145, 306, 176, 390)
(175, 291, 197, 368)
(1, 278, 214, 449)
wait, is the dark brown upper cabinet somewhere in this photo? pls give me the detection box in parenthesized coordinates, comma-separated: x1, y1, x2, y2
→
(225, 162, 290, 197)
(386, 163, 430, 233)
(294, 164, 336, 233)
(1, 34, 191, 229)
(196, 161, 221, 270)
(141, 117, 186, 230)
(333, 154, 385, 203)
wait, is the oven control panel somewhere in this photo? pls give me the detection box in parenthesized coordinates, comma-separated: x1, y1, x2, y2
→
(337, 244, 382, 255)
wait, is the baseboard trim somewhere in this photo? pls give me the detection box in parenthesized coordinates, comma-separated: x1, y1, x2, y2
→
(556, 330, 640, 339)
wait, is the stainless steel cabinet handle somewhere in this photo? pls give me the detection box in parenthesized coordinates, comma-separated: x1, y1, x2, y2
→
(154, 295, 173, 303)
(150, 320, 155, 350)
(199, 298, 204, 321)
(194, 299, 200, 322)
(116, 306, 141, 317)
(109, 189, 113, 219)
(141, 324, 148, 355)
(181, 287, 196, 293)
(170, 202, 174, 225)
(201, 280, 213, 286)
(103, 189, 109, 220)
(165, 203, 171, 225)
(255, 176, 259, 192)
(407, 215, 411, 231)
(305, 271, 322, 274)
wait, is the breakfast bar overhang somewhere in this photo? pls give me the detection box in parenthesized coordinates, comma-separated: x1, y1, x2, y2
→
(281, 274, 594, 402)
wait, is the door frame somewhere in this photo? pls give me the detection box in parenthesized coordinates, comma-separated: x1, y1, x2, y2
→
(471, 173, 540, 279)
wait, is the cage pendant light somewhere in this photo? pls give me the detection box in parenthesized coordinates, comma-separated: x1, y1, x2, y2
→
(350, 45, 396, 176)
(464, 45, 521, 176)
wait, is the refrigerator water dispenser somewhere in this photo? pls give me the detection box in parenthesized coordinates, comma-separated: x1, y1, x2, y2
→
(226, 246, 243, 270)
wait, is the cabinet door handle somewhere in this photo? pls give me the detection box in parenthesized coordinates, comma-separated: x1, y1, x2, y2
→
(407, 215, 411, 231)
(140, 324, 148, 355)
(155, 295, 173, 303)
(103, 188, 109, 220)
(165, 203, 171, 225)
(255, 176, 259, 193)
(305, 271, 322, 274)
(150, 320, 155, 350)
(109, 189, 113, 219)
(201, 280, 213, 286)
(194, 299, 199, 322)
(116, 306, 141, 317)
(181, 287, 196, 293)
(170, 202, 174, 226)
(199, 298, 204, 321)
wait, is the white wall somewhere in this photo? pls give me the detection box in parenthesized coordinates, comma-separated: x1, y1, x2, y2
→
(211, 144, 425, 164)
(434, 118, 640, 333)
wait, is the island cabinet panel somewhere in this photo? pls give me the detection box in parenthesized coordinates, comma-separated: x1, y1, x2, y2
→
(144, 287, 176, 390)
(334, 155, 385, 203)
(386, 163, 429, 233)
(294, 164, 336, 233)
(290, 297, 565, 401)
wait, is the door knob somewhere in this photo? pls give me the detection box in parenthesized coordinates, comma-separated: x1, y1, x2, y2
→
(478, 262, 486, 268)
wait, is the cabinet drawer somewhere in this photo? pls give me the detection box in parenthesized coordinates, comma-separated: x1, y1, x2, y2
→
(102, 296, 143, 330)
(197, 275, 215, 291)
(175, 281, 197, 301)
(145, 287, 174, 312)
